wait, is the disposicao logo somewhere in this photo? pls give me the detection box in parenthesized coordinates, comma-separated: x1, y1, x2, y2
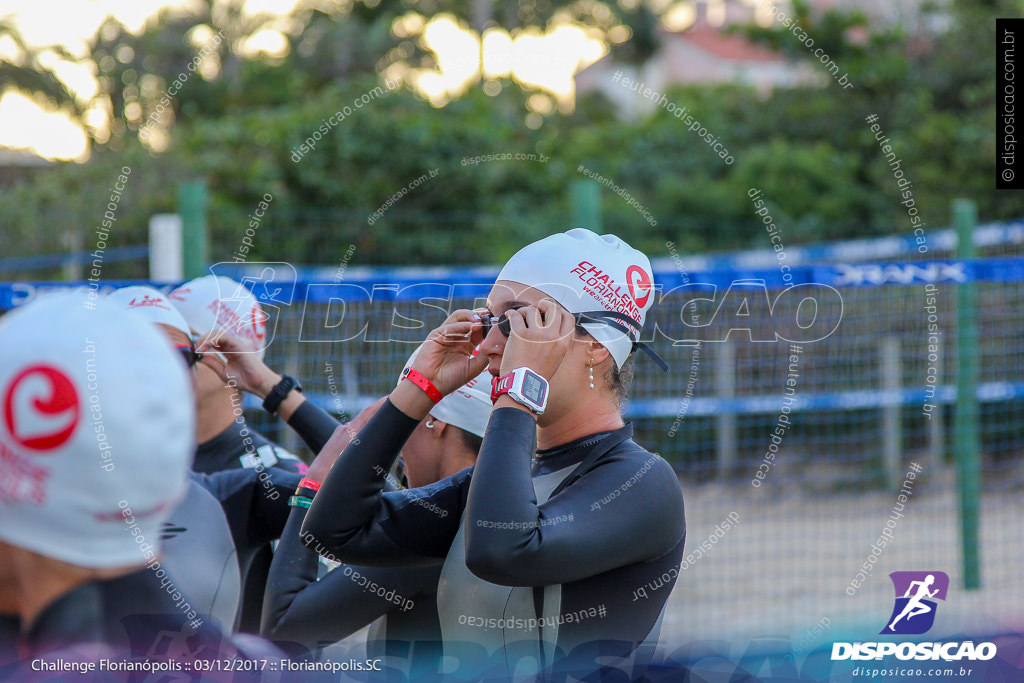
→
(832, 570, 996, 662)
(881, 571, 948, 635)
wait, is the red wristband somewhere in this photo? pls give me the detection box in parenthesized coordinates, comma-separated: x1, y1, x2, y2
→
(402, 367, 443, 404)
(298, 477, 321, 492)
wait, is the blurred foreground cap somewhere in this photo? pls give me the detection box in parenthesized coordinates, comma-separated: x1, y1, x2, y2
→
(0, 293, 193, 568)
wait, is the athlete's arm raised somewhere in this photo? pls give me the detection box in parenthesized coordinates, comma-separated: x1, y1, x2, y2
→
(465, 302, 684, 586)
(197, 332, 339, 452)
(300, 312, 487, 565)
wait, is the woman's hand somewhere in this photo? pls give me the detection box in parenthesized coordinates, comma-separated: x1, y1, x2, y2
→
(195, 332, 281, 398)
(389, 309, 488, 421)
(499, 300, 575, 380)
(409, 309, 489, 393)
(411, 309, 490, 394)
(305, 396, 388, 483)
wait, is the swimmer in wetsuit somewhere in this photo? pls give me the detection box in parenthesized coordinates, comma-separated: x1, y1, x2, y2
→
(108, 285, 302, 630)
(301, 229, 686, 680)
(168, 275, 307, 633)
(0, 293, 281, 676)
(203, 334, 492, 677)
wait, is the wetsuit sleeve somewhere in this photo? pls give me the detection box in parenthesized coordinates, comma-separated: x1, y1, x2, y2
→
(285, 399, 341, 454)
(197, 467, 303, 548)
(262, 507, 439, 650)
(301, 398, 466, 566)
(464, 407, 686, 587)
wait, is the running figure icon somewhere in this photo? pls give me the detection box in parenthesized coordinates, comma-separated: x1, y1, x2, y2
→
(888, 574, 938, 631)
(881, 571, 949, 635)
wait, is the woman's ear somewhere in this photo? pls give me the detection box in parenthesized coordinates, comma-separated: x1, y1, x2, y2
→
(431, 419, 449, 439)
(588, 340, 612, 365)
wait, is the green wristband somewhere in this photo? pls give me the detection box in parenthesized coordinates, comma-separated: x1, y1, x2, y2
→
(288, 495, 313, 509)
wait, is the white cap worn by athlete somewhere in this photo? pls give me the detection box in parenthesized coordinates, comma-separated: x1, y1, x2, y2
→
(496, 228, 664, 369)
(0, 293, 194, 568)
(397, 346, 492, 438)
(168, 275, 268, 359)
(106, 285, 192, 338)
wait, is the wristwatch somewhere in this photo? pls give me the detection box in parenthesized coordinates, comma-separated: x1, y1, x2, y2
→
(262, 374, 302, 414)
(491, 367, 549, 415)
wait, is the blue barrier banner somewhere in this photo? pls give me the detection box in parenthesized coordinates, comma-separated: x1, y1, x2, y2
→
(650, 219, 1024, 272)
(0, 245, 148, 273)
(2, 257, 1022, 309)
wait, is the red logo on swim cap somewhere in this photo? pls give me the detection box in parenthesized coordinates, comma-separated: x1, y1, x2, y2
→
(252, 304, 268, 341)
(128, 295, 170, 311)
(3, 365, 81, 452)
(626, 265, 651, 308)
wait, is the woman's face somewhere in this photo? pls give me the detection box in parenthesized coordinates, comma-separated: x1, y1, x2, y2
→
(482, 280, 595, 423)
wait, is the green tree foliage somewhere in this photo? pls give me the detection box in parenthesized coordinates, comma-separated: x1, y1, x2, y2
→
(2, 0, 1020, 277)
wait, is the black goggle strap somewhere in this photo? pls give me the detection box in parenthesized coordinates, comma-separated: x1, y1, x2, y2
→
(175, 344, 203, 368)
(575, 310, 669, 372)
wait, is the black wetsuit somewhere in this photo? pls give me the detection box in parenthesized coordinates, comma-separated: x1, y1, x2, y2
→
(262, 401, 444, 677)
(158, 467, 301, 630)
(194, 419, 308, 476)
(263, 509, 443, 670)
(0, 568, 282, 682)
(301, 401, 686, 680)
(193, 418, 306, 633)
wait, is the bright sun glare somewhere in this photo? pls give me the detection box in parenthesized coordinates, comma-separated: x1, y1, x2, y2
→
(0, 1, 634, 161)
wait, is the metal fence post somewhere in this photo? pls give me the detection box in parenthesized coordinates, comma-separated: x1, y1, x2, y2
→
(928, 335, 943, 472)
(570, 179, 602, 232)
(717, 338, 736, 478)
(149, 214, 184, 282)
(953, 198, 980, 590)
(62, 230, 83, 281)
(881, 336, 901, 489)
(178, 180, 209, 279)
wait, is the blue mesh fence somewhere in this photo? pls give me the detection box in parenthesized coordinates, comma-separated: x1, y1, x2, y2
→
(1, 229, 1022, 643)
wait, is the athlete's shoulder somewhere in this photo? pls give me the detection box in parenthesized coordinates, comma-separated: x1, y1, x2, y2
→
(589, 440, 684, 507)
(246, 435, 306, 472)
(190, 465, 300, 500)
(402, 464, 474, 498)
(603, 439, 678, 477)
(383, 464, 474, 518)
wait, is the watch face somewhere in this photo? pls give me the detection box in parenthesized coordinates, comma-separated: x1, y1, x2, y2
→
(521, 371, 547, 405)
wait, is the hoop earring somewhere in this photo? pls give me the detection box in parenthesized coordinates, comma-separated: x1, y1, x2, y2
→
(425, 418, 435, 429)
(587, 357, 595, 390)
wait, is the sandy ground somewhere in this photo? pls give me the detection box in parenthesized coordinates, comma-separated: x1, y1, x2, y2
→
(658, 475, 1024, 649)
(323, 468, 1024, 663)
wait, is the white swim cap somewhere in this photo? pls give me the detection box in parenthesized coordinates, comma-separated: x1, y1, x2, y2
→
(397, 347, 492, 438)
(496, 228, 659, 368)
(168, 275, 269, 359)
(106, 286, 192, 338)
(0, 293, 194, 568)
